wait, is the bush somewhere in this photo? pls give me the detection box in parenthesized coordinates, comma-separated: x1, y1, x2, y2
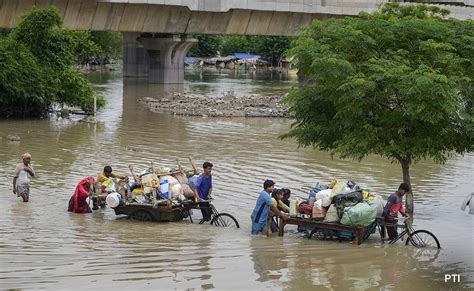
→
(0, 7, 104, 117)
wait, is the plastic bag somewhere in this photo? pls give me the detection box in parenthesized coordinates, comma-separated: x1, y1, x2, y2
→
(170, 183, 184, 198)
(321, 196, 332, 207)
(160, 175, 179, 186)
(182, 184, 195, 198)
(314, 199, 323, 208)
(340, 201, 377, 227)
(316, 189, 331, 201)
(324, 205, 340, 223)
(333, 190, 364, 218)
(331, 182, 347, 197)
(289, 199, 301, 217)
(307, 182, 328, 204)
(371, 195, 384, 217)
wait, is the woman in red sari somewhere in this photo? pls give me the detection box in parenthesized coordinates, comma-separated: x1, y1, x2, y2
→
(68, 176, 95, 213)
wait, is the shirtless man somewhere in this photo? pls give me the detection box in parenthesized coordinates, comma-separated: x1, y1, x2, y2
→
(13, 153, 35, 202)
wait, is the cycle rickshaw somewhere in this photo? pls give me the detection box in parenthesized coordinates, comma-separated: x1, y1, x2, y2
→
(364, 216, 440, 248)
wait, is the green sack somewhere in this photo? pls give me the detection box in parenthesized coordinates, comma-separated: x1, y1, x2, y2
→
(340, 201, 377, 227)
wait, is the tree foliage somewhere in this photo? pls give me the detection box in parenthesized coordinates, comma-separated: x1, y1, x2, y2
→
(188, 35, 222, 57)
(252, 36, 292, 65)
(189, 34, 292, 63)
(220, 35, 250, 56)
(0, 7, 104, 117)
(67, 30, 102, 62)
(90, 31, 123, 59)
(282, 3, 473, 214)
(0, 38, 49, 115)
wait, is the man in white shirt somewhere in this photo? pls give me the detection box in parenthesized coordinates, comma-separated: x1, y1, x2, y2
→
(13, 153, 35, 202)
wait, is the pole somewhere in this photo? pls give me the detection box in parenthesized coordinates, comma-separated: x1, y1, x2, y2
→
(93, 95, 97, 122)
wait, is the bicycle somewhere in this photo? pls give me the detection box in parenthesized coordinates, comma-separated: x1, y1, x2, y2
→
(182, 198, 240, 228)
(364, 216, 440, 249)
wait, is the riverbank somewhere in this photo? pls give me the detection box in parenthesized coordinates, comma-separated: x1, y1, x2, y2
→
(1, 73, 473, 290)
(139, 92, 289, 118)
(75, 61, 121, 73)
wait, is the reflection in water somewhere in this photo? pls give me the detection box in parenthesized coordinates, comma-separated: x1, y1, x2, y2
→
(0, 71, 472, 290)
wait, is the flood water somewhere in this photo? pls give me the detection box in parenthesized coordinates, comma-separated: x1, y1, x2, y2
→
(0, 70, 472, 290)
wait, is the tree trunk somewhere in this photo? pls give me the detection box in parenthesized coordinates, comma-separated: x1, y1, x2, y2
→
(400, 159, 414, 219)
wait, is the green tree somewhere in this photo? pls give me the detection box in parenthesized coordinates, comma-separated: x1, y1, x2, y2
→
(0, 38, 49, 116)
(67, 30, 102, 63)
(220, 35, 250, 55)
(0, 7, 104, 117)
(253, 36, 292, 65)
(188, 35, 222, 57)
(282, 3, 473, 216)
(91, 31, 123, 59)
(0, 28, 10, 37)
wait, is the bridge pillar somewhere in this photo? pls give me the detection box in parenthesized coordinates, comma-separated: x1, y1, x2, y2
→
(123, 33, 197, 84)
(123, 33, 149, 78)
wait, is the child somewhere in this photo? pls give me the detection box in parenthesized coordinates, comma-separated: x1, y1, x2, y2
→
(281, 188, 291, 207)
(268, 189, 290, 234)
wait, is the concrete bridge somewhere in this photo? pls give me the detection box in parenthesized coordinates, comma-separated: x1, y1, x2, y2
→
(0, 0, 472, 83)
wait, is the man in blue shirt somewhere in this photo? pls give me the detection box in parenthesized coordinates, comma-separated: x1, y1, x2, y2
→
(251, 180, 287, 235)
(193, 161, 213, 221)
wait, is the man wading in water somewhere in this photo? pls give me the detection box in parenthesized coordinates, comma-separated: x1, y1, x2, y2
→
(193, 162, 214, 222)
(13, 153, 35, 202)
(251, 180, 287, 236)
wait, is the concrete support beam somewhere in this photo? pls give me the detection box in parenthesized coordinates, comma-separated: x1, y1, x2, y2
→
(123, 32, 149, 78)
(138, 35, 197, 84)
(123, 33, 197, 84)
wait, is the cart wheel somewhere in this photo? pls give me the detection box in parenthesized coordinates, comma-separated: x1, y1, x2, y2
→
(210, 213, 240, 228)
(406, 230, 440, 249)
(130, 210, 153, 222)
(309, 229, 332, 240)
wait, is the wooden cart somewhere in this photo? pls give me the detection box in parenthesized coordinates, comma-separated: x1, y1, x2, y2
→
(113, 203, 188, 222)
(279, 217, 367, 245)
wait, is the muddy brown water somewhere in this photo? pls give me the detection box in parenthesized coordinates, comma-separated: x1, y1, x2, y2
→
(0, 70, 472, 290)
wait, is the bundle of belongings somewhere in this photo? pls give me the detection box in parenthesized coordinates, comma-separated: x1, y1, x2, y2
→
(290, 179, 385, 231)
(101, 163, 199, 209)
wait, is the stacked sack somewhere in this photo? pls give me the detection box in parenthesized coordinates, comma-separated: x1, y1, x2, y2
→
(295, 179, 381, 225)
(160, 172, 199, 202)
(170, 172, 196, 199)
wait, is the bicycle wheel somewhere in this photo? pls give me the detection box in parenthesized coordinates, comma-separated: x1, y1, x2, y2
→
(210, 213, 240, 228)
(406, 230, 440, 249)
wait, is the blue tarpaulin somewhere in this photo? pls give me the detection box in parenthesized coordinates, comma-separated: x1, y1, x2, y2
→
(233, 52, 259, 60)
(184, 57, 197, 65)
